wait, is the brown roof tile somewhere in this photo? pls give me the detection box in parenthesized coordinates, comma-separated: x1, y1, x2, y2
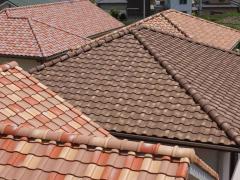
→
(0, 0, 123, 58)
(31, 26, 236, 146)
(0, 61, 110, 137)
(0, 124, 219, 179)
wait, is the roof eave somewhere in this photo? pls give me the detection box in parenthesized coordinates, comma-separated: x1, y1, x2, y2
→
(111, 131, 240, 152)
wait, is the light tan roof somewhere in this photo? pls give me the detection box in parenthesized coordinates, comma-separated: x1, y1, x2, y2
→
(0, 123, 219, 180)
(141, 9, 240, 50)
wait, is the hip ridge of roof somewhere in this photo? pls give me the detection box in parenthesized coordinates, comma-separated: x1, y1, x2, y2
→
(131, 27, 240, 146)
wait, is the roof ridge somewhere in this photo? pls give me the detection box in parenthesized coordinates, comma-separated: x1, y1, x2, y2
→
(0, 61, 18, 72)
(131, 27, 240, 146)
(160, 13, 189, 38)
(27, 19, 45, 57)
(0, 123, 218, 179)
(31, 18, 89, 40)
(165, 9, 240, 34)
(142, 24, 240, 57)
(28, 26, 133, 73)
(28, 10, 240, 73)
(4, 0, 86, 12)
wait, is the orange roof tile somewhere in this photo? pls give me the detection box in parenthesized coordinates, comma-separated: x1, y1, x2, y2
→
(0, 61, 110, 137)
(141, 9, 240, 50)
(0, 123, 219, 180)
(0, 0, 123, 58)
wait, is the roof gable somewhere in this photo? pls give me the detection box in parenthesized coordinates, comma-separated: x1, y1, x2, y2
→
(0, 61, 109, 136)
(31, 26, 236, 146)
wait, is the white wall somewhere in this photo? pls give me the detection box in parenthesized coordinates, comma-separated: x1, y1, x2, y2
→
(231, 154, 240, 180)
(0, 57, 41, 71)
(195, 148, 230, 180)
(166, 0, 192, 14)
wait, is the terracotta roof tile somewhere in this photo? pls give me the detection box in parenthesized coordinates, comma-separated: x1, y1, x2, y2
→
(0, 0, 123, 58)
(32, 26, 236, 146)
(0, 124, 218, 180)
(138, 9, 240, 50)
(0, 61, 110, 137)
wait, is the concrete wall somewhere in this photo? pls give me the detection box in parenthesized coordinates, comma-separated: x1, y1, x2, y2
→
(166, 0, 192, 14)
(0, 57, 40, 71)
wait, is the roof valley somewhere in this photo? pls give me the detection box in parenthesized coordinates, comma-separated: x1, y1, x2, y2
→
(131, 27, 240, 146)
(27, 19, 45, 57)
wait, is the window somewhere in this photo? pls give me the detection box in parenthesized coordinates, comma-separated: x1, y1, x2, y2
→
(179, 0, 187, 4)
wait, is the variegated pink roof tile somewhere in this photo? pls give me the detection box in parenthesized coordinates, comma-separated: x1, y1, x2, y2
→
(0, 61, 110, 137)
(0, 0, 123, 58)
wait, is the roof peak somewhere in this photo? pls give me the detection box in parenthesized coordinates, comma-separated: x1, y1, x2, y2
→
(29, 21, 240, 74)
(0, 123, 218, 179)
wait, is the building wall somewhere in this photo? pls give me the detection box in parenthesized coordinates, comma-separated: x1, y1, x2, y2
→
(166, 0, 192, 14)
(0, 57, 40, 71)
(127, 0, 151, 17)
(195, 148, 230, 180)
(232, 154, 240, 180)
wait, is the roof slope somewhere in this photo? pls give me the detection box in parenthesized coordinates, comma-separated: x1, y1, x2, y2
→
(141, 9, 240, 50)
(6, 0, 123, 38)
(0, 124, 219, 180)
(31, 27, 236, 146)
(0, 61, 109, 136)
(0, 0, 123, 58)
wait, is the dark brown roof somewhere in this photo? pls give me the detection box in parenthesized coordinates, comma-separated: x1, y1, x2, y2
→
(0, 123, 219, 180)
(0, 61, 109, 136)
(30, 25, 240, 147)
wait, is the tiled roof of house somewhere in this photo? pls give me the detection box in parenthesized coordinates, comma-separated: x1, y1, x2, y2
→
(140, 9, 240, 50)
(0, 61, 109, 136)
(0, 0, 123, 58)
(0, 123, 219, 179)
(2, 0, 68, 7)
(30, 25, 240, 147)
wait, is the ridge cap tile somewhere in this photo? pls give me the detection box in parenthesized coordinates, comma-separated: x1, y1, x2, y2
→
(0, 123, 219, 179)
